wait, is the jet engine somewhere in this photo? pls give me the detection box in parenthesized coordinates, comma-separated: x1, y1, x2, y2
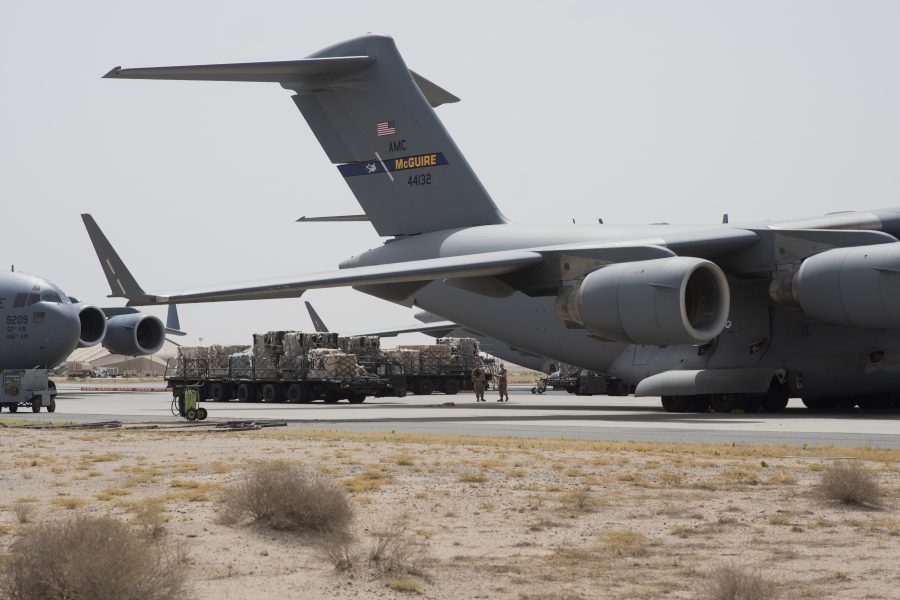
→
(557, 257, 731, 345)
(74, 303, 107, 348)
(102, 313, 165, 356)
(770, 243, 900, 328)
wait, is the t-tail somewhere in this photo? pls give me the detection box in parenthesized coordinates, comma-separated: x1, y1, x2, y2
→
(104, 34, 508, 237)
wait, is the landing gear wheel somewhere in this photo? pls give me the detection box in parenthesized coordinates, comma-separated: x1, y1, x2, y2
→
(802, 398, 833, 410)
(443, 379, 460, 395)
(661, 396, 689, 412)
(184, 408, 198, 421)
(710, 394, 745, 413)
(687, 396, 711, 412)
(348, 394, 366, 404)
(8, 404, 17, 413)
(197, 407, 208, 420)
(760, 391, 789, 413)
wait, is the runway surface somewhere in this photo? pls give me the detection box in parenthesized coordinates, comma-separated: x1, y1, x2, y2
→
(6, 383, 899, 448)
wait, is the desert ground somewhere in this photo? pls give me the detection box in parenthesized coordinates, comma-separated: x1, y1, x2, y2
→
(1, 424, 899, 599)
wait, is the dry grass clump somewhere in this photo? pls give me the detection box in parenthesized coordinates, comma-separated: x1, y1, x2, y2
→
(368, 526, 429, 578)
(600, 530, 650, 557)
(558, 487, 600, 515)
(695, 563, 780, 600)
(221, 462, 352, 534)
(12, 501, 35, 524)
(0, 515, 187, 600)
(816, 461, 881, 507)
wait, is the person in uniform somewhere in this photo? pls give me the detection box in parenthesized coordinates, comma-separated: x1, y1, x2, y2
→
(472, 362, 486, 402)
(497, 364, 509, 402)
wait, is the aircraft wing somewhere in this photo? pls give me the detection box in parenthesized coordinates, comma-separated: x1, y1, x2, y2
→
(82, 213, 736, 307)
(348, 321, 459, 338)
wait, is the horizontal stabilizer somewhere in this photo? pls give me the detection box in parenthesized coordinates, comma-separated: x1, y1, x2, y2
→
(296, 214, 369, 223)
(103, 56, 374, 82)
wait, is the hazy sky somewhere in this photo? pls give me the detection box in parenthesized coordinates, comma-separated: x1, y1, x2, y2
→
(3, 1, 900, 346)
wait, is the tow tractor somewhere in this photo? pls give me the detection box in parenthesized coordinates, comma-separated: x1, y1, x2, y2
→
(1, 369, 57, 413)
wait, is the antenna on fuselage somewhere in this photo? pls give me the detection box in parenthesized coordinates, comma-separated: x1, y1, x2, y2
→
(722, 213, 729, 224)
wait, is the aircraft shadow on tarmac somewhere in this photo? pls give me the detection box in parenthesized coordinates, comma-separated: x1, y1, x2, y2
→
(186, 400, 900, 426)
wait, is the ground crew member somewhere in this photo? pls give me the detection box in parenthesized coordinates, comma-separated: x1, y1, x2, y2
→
(497, 364, 509, 402)
(472, 362, 486, 402)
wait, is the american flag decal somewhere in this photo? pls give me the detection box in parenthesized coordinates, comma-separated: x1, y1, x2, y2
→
(376, 120, 396, 136)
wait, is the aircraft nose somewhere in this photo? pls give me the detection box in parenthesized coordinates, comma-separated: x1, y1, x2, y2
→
(31, 303, 81, 366)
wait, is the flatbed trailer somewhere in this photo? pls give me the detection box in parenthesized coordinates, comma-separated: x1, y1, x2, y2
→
(0, 368, 57, 413)
(165, 358, 397, 404)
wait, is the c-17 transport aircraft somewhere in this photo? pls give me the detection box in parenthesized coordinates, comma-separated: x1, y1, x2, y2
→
(90, 34, 900, 413)
(0, 269, 181, 411)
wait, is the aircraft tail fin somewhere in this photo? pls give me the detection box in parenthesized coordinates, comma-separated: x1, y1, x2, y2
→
(81, 214, 153, 304)
(304, 301, 330, 333)
(104, 35, 508, 237)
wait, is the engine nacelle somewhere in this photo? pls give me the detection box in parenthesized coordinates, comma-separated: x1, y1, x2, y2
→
(102, 313, 165, 356)
(558, 257, 731, 345)
(772, 243, 900, 328)
(74, 303, 107, 348)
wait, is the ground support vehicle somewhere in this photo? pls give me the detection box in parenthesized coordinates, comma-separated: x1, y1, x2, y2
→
(539, 370, 632, 397)
(0, 369, 57, 413)
(166, 357, 396, 405)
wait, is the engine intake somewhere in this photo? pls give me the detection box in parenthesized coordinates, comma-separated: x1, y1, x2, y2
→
(558, 257, 731, 345)
(770, 243, 900, 328)
(102, 313, 165, 356)
(74, 303, 107, 347)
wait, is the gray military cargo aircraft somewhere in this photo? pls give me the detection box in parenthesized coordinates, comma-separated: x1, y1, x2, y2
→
(91, 34, 900, 413)
(0, 269, 182, 408)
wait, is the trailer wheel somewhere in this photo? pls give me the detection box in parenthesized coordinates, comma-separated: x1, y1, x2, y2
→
(323, 391, 340, 404)
(8, 404, 17, 413)
(31, 401, 41, 413)
(237, 383, 258, 402)
(443, 379, 460, 395)
(418, 379, 435, 396)
(197, 407, 208, 420)
(185, 408, 198, 421)
(47, 397, 56, 413)
(262, 383, 282, 403)
(348, 393, 366, 404)
(209, 382, 227, 402)
(287, 383, 312, 403)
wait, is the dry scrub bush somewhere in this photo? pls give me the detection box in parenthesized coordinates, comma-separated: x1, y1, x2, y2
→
(368, 526, 429, 578)
(600, 530, 649, 557)
(12, 501, 35, 524)
(0, 515, 187, 600)
(222, 462, 352, 534)
(816, 461, 881, 507)
(696, 564, 779, 600)
(319, 531, 355, 571)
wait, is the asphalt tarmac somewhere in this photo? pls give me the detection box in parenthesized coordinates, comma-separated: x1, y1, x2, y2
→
(5, 383, 899, 448)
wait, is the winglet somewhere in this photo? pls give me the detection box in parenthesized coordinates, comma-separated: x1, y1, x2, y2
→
(81, 214, 157, 305)
(304, 301, 330, 333)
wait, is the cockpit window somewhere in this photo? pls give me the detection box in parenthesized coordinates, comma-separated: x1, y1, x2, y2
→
(26, 294, 40, 306)
(12, 293, 27, 308)
(40, 291, 62, 303)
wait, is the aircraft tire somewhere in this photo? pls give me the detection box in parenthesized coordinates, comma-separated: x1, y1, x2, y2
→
(687, 395, 711, 412)
(7, 404, 17, 413)
(760, 391, 789, 413)
(661, 396, 689, 412)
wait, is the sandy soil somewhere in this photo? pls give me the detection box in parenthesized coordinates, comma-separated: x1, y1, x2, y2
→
(1, 426, 899, 599)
